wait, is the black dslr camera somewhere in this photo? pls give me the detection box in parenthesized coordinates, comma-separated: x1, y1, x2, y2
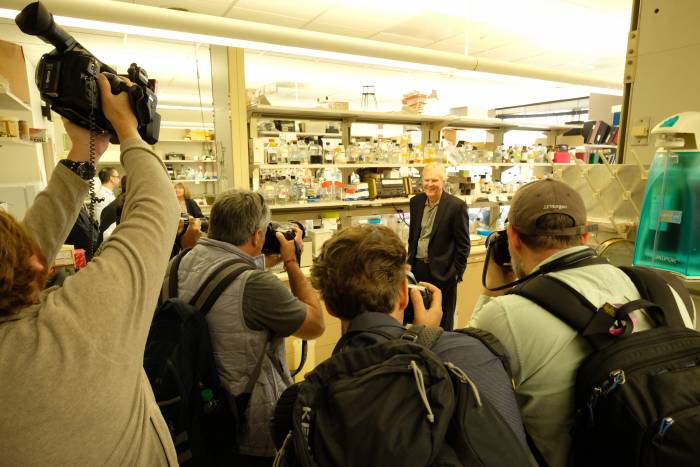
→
(407, 271, 432, 309)
(15, 2, 161, 144)
(263, 221, 305, 265)
(486, 229, 511, 267)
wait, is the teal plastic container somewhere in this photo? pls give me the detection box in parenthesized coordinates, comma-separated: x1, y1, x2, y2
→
(633, 150, 700, 277)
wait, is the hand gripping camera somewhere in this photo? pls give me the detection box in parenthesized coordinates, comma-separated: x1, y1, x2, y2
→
(263, 222, 306, 265)
(15, 2, 161, 144)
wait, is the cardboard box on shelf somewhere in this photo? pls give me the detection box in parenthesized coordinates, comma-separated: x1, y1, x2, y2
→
(0, 40, 30, 104)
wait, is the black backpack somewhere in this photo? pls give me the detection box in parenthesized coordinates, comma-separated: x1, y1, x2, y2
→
(510, 263, 700, 467)
(271, 325, 535, 467)
(144, 250, 266, 465)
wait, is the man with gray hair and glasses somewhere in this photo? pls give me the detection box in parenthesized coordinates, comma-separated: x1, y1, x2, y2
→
(175, 189, 325, 466)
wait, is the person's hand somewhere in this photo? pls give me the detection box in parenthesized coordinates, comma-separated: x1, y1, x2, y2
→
(64, 118, 110, 162)
(411, 281, 443, 328)
(177, 216, 201, 250)
(276, 231, 298, 265)
(482, 254, 516, 297)
(96, 73, 139, 142)
(290, 223, 305, 254)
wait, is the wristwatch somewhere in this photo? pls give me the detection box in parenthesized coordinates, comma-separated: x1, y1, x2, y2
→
(59, 159, 96, 180)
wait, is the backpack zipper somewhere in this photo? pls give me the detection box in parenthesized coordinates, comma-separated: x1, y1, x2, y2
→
(445, 362, 482, 407)
(581, 329, 700, 387)
(584, 349, 700, 426)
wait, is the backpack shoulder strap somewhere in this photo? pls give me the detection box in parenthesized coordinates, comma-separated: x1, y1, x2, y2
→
(455, 327, 514, 380)
(161, 248, 191, 303)
(401, 324, 444, 349)
(619, 266, 688, 328)
(333, 328, 395, 354)
(190, 259, 253, 315)
(509, 274, 598, 334)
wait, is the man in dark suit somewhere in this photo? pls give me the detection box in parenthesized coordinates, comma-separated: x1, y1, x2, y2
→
(407, 163, 470, 330)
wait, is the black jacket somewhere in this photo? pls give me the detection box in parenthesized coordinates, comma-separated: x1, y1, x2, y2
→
(407, 191, 470, 283)
(183, 198, 203, 218)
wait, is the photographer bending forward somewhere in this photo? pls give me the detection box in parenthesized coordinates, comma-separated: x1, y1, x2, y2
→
(0, 74, 180, 465)
(175, 189, 325, 465)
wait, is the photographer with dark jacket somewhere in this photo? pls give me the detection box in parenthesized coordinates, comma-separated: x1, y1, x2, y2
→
(0, 73, 179, 465)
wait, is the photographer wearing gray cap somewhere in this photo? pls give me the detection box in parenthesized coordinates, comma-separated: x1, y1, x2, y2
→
(469, 179, 696, 466)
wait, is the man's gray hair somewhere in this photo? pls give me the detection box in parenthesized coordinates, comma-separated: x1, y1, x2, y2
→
(208, 189, 271, 246)
(422, 162, 446, 181)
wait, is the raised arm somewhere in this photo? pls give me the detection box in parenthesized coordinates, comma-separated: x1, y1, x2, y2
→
(47, 74, 179, 362)
(23, 121, 110, 264)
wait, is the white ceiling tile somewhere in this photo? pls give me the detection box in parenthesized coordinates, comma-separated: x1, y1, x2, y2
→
(475, 41, 543, 62)
(234, 0, 335, 21)
(307, 6, 414, 32)
(382, 13, 466, 43)
(369, 32, 432, 48)
(302, 22, 378, 39)
(114, 0, 233, 17)
(426, 39, 465, 54)
(225, 7, 309, 28)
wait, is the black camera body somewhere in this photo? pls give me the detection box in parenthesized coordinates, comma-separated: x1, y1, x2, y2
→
(407, 271, 432, 309)
(15, 2, 161, 144)
(263, 222, 306, 265)
(486, 230, 511, 267)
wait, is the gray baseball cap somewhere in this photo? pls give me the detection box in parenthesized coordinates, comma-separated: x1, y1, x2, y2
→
(508, 179, 587, 235)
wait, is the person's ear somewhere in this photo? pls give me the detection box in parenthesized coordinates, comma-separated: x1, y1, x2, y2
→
(397, 278, 409, 311)
(251, 228, 263, 249)
(507, 224, 522, 254)
(581, 232, 590, 245)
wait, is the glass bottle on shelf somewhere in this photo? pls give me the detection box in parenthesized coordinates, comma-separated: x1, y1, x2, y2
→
(407, 143, 415, 164)
(414, 144, 424, 163)
(423, 141, 436, 163)
(309, 138, 323, 164)
(276, 175, 291, 205)
(335, 144, 347, 164)
(279, 142, 290, 164)
(294, 174, 307, 204)
(266, 139, 279, 165)
(377, 139, 389, 163)
(261, 176, 277, 206)
(297, 139, 309, 164)
(323, 142, 334, 164)
(288, 141, 302, 165)
(306, 177, 320, 203)
(346, 143, 360, 164)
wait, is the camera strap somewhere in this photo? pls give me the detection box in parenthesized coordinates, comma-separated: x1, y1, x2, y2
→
(482, 247, 604, 292)
(85, 61, 101, 260)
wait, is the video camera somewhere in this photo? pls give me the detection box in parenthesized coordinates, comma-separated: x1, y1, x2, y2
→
(263, 221, 305, 265)
(15, 2, 161, 144)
